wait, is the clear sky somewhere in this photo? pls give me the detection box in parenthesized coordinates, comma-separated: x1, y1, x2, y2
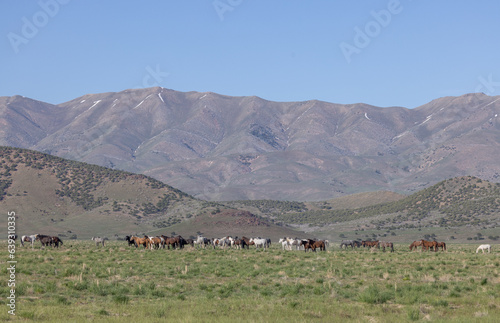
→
(1, 0, 500, 108)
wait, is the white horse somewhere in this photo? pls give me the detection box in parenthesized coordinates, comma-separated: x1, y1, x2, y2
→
(91, 237, 108, 247)
(476, 244, 491, 253)
(21, 234, 38, 248)
(250, 238, 267, 250)
(194, 236, 209, 248)
(279, 238, 292, 250)
(228, 236, 236, 248)
(214, 237, 231, 249)
(220, 237, 230, 248)
(289, 238, 302, 250)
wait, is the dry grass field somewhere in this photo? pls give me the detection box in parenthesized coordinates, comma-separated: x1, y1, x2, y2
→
(0, 240, 498, 322)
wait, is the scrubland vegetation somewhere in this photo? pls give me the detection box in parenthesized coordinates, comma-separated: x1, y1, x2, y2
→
(0, 241, 498, 322)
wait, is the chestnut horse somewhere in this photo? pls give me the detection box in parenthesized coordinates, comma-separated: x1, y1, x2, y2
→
(51, 236, 63, 248)
(131, 236, 148, 248)
(421, 240, 437, 252)
(147, 236, 162, 249)
(361, 240, 379, 248)
(165, 235, 186, 249)
(409, 240, 422, 251)
(436, 242, 446, 251)
(235, 238, 248, 249)
(310, 240, 326, 251)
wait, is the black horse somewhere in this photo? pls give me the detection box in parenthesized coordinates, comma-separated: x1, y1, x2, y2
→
(125, 236, 136, 247)
(36, 234, 53, 248)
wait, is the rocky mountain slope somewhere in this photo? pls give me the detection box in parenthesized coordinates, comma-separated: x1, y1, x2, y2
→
(1, 89, 499, 200)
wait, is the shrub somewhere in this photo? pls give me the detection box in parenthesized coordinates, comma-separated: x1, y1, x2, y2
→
(112, 294, 129, 304)
(358, 285, 393, 304)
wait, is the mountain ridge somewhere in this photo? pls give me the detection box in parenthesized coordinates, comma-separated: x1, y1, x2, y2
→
(1, 88, 499, 201)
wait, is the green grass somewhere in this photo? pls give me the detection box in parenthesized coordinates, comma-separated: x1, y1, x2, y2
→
(0, 241, 498, 322)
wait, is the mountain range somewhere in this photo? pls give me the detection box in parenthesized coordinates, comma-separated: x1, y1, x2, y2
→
(1, 88, 499, 201)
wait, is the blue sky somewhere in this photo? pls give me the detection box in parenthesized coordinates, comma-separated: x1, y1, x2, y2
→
(1, 0, 500, 108)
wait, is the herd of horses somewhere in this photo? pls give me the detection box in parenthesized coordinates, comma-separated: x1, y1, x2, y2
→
(124, 235, 273, 250)
(278, 239, 448, 253)
(125, 235, 328, 252)
(18, 234, 63, 248)
(10, 234, 493, 254)
(278, 237, 328, 251)
(120, 236, 460, 253)
(409, 239, 447, 252)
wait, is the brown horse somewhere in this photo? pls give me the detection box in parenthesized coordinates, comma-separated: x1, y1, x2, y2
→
(147, 236, 162, 249)
(300, 239, 316, 252)
(361, 240, 379, 248)
(51, 236, 63, 248)
(310, 240, 326, 251)
(160, 235, 169, 248)
(421, 240, 437, 252)
(241, 236, 253, 247)
(409, 240, 422, 251)
(165, 236, 177, 249)
(131, 236, 148, 248)
(185, 238, 194, 247)
(436, 241, 446, 251)
(165, 236, 186, 249)
(234, 238, 248, 249)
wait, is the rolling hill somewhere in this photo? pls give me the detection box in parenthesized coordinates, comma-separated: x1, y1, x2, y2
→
(0, 147, 498, 243)
(0, 147, 300, 239)
(1, 89, 500, 201)
(220, 176, 500, 242)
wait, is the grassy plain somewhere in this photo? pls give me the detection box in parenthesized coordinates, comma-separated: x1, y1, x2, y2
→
(0, 241, 498, 322)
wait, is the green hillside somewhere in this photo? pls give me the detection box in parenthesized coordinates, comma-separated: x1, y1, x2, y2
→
(267, 176, 500, 229)
(221, 177, 500, 242)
